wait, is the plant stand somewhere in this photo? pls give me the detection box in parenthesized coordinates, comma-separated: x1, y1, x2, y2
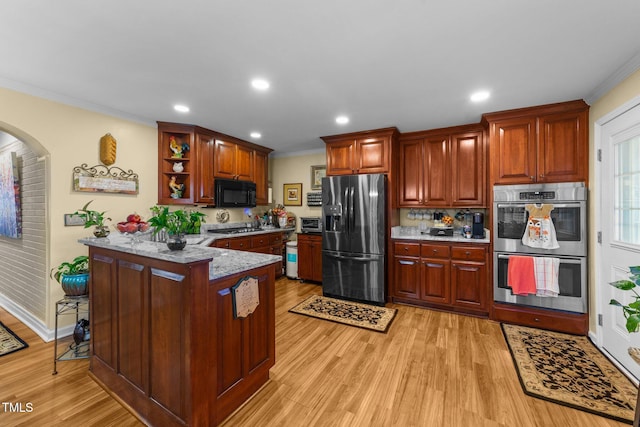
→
(52, 295, 89, 375)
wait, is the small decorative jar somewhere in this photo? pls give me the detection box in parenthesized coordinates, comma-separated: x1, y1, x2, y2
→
(93, 225, 110, 238)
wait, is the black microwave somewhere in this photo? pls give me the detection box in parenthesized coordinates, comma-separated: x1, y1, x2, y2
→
(214, 178, 256, 208)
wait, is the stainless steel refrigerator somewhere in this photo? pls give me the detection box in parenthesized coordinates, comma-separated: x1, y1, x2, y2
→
(321, 174, 386, 305)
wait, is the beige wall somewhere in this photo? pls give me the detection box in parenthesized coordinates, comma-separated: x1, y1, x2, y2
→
(588, 69, 640, 332)
(0, 87, 158, 331)
(270, 151, 326, 234)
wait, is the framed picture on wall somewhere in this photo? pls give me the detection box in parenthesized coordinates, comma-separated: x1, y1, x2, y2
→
(311, 165, 326, 190)
(283, 183, 302, 206)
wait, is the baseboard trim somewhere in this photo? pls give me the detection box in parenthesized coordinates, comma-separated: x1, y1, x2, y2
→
(0, 293, 73, 342)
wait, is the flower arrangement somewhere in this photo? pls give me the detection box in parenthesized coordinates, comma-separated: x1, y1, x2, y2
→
(148, 206, 206, 236)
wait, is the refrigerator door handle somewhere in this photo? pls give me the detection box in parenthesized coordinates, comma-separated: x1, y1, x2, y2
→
(343, 187, 350, 234)
(324, 252, 379, 262)
(349, 186, 355, 233)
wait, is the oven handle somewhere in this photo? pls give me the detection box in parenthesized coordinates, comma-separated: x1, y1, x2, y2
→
(495, 202, 584, 209)
(496, 253, 584, 264)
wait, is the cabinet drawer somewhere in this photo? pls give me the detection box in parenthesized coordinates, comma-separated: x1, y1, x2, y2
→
(213, 239, 230, 249)
(420, 244, 450, 259)
(269, 233, 284, 245)
(251, 235, 270, 248)
(451, 246, 486, 262)
(492, 303, 587, 335)
(394, 242, 420, 257)
(229, 237, 252, 250)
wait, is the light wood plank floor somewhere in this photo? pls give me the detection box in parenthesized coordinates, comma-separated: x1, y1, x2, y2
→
(0, 277, 629, 426)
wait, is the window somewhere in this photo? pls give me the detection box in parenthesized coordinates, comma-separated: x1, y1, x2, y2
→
(614, 135, 640, 245)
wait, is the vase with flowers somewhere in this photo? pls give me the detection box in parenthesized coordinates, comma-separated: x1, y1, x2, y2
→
(147, 206, 206, 250)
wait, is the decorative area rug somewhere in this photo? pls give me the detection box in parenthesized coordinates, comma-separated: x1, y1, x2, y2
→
(289, 295, 397, 333)
(0, 321, 28, 357)
(501, 323, 637, 424)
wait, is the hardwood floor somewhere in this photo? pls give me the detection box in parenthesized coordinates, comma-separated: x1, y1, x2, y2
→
(0, 277, 629, 426)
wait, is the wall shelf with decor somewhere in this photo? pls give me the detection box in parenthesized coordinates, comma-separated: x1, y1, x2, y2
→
(158, 123, 194, 205)
(306, 192, 322, 207)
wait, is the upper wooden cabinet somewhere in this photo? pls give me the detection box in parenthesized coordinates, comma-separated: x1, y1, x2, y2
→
(398, 124, 485, 207)
(158, 122, 272, 206)
(482, 100, 589, 185)
(214, 137, 254, 181)
(321, 127, 399, 176)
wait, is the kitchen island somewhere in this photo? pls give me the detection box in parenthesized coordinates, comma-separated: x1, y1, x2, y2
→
(79, 234, 281, 426)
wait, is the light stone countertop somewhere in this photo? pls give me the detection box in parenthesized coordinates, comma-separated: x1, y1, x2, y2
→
(79, 233, 282, 281)
(391, 226, 491, 244)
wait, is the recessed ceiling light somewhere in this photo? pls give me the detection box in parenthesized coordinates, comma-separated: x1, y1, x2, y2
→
(174, 104, 190, 113)
(336, 116, 349, 125)
(470, 91, 490, 102)
(251, 79, 270, 90)
(250, 132, 262, 139)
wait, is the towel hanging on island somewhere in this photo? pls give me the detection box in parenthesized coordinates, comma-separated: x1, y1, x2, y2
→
(507, 256, 536, 295)
(521, 204, 560, 249)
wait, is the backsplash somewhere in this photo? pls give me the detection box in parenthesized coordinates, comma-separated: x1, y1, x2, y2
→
(399, 208, 488, 228)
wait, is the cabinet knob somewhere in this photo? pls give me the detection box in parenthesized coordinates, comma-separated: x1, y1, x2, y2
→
(404, 247, 409, 251)
(433, 249, 438, 254)
(530, 176, 535, 180)
(465, 251, 470, 256)
(534, 318, 540, 322)
(539, 174, 545, 178)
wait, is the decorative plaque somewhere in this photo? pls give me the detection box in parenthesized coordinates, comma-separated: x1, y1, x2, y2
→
(232, 276, 259, 318)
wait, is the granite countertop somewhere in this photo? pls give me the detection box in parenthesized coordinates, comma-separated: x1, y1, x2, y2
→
(391, 226, 491, 244)
(79, 233, 282, 281)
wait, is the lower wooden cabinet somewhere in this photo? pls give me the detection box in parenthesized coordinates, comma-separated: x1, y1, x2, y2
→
(492, 302, 588, 335)
(297, 233, 322, 282)
(212, 232, 285, 276)
(391, 240, 489, 316)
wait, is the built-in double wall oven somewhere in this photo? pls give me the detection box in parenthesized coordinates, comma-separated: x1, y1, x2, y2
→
(493, 182, 588, 313)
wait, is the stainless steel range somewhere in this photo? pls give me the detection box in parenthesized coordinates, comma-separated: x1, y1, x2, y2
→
(493, 182, 588, 313)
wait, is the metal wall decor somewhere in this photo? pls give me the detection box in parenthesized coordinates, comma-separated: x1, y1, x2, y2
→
(72, 163, 139, 194)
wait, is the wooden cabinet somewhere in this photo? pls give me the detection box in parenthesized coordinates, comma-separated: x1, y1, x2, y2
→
(492, 302, 588, 335)
(157, 122, 196, 205)
(212, 231, 285, 276)
(398, 124, 485, 207)
(254, 150, 269, 205)
(482, 99, 589, 185)
(392, 240, 489, 316)
(322, 127, 398, 176)
(158, 122, 272, 206)
(297, 233, 323, 282)
(195, 129, 216, 204)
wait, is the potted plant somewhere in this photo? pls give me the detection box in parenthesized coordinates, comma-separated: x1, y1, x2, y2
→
(148, 206, 206, 250)
(50, 255, 89, 296)
(609, 266, 640, 332)
(73, 200, 111, 238)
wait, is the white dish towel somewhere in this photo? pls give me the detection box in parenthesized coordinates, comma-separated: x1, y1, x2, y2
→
(533, 257, 560, 297)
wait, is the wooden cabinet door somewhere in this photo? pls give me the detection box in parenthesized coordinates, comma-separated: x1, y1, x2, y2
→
(451, 130, 485, 207)
(398, 139, 423, 206)
(538, 110, 587, 183)
(451, 261, 486, 311)
(254, 150, 269, 205)
(236, 144, 254, 181)
(214, 139, 237, 179)
(355, 136, 389, 174)
(490, 117, 537, 184)
(393, 256, 420, 299)
(326, 139, 354, 176)
(420, 258, 450, 304)
(423, 135, 450, 206)
(195, 132, 215, 204)
(297, 235, 314, 281)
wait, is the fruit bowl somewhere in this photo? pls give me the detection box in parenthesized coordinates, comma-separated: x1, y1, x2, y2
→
(115, 214, 151, 243)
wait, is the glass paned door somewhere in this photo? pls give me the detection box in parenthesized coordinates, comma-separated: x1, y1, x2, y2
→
(615, 135, 640, 245)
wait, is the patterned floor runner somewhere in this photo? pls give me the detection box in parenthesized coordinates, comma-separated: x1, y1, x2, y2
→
(502, 323, 638, 424)
(289, 295, 397, 333)
(0, 321, 28, 357)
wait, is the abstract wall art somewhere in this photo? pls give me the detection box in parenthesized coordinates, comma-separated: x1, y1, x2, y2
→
(0, 152, 21, 238)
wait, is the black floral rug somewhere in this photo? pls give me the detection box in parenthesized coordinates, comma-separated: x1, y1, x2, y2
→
(502, 323, 637, 424)
(289, 295, 397, 333)
(0, 321, 28, 357)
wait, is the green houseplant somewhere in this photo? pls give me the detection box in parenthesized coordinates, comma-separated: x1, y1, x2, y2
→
(609, 265, 640, 332)
(148, 206, 206, 250)
(50, 255, 89, 296)
(73, 200, 111, 238)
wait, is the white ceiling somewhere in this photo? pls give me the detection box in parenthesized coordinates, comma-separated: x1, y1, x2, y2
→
(1, 1, 639, 155)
